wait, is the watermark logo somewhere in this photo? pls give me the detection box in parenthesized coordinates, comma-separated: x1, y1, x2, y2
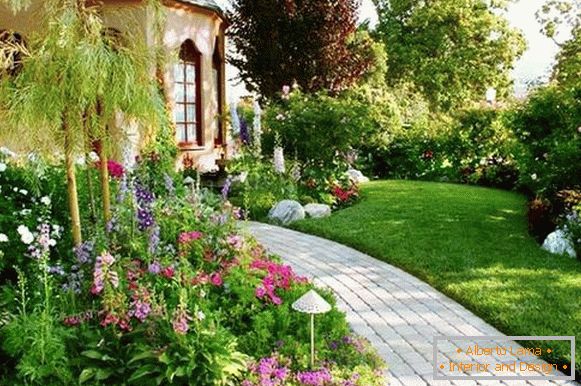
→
(433, 336, 575, 381)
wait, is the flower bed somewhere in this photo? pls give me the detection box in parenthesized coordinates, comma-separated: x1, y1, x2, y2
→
(0, 152, 386, 385)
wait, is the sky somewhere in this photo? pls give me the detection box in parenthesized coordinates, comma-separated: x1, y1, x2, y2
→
(219, 0, 564, 100)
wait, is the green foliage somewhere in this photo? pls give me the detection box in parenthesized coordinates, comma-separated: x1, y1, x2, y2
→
(227, 150, 298, 219)
(507, 84, 581, 197)
(553, 26, 581, 87)
(374, 0, 526, 111)
(359, 107, 520, 189)
(262, 89, 379, 167)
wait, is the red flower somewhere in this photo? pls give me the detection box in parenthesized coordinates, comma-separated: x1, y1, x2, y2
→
(94, 160, 125, 179)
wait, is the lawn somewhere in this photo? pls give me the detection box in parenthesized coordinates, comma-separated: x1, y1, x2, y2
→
(291, 180, 581, 375)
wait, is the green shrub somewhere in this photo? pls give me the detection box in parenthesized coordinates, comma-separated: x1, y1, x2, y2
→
(507, 84, 581, 198)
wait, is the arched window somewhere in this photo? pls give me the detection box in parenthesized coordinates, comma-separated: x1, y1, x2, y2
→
(0, 29, 26, 77)
(174, 39, 202, 146)
(212, 36, 224, 146)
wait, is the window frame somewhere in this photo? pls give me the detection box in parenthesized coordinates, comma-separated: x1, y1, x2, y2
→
(212, 36, 225, 147)
(174, 39, 203, 148)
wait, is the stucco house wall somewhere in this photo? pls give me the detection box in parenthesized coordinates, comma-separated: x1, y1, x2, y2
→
(0, 0, 227, 172)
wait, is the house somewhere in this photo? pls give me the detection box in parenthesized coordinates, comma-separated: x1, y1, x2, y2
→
(0, 0, 228, 172)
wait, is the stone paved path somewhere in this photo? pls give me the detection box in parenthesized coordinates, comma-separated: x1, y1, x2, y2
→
(242, 222, 578, 386)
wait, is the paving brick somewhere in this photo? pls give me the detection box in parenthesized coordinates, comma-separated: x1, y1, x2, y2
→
(243, 222, 578, 386)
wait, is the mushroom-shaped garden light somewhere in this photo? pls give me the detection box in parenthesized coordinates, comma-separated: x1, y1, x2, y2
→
(292, 289, 332, 368)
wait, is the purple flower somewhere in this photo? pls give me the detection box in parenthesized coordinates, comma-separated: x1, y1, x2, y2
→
(221, 177, 232, 200)
(240, 117, 250, 145)
(130, 300, 151, 322)
(116, 175, 129, 203)
(164, 173, 175, 196)
(137, 208, 154, 231)
(73, 241, 94, 264)
(47, 265, 65, 276)
(148, 261, 161, 274)
(134, 181, 155, 205)
(296, 368, 333, 385)
(148, 225, 160, 255)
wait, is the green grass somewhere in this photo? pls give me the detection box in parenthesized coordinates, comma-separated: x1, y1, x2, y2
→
(290, 180, 581, 376)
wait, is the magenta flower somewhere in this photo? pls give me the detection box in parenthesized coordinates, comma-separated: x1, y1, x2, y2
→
(210, 272, 223, 287)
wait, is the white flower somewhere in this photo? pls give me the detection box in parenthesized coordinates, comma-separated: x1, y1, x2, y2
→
(196, 311, 205, 321)
(0, 233, 8, 243)
(17, 225, 34, 245)
(19, 209, 32, 216)
(75, 156, 86, 166)
(273, 147, 285, 174)
(0, 163, 6, 172)
(88, 151, 99, 162)
(40, 196, 51, 206)
(531, 173, 538, 181)
(19, 189, 28, 196)
(0, 147, 16, 157)
(48, 239, 56, 247)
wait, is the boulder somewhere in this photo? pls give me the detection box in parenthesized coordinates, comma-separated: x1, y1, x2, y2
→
(542, 229, 576, 258)
(346, 168, 369, 184)
(304, 203, 331, 218)
(268, 200, 305, 225)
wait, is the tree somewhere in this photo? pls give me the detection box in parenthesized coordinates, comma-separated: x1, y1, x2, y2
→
(228, 0, 376, 98)
(0, 0, 162, 245)
(373, 0, 526, 111)
(536, 0, 580, 87)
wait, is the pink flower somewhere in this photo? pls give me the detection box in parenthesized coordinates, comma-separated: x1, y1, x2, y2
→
(161, 266, 175, 279)
(172, 309, 192, 335)
(178, 231, 203, 244)
(227, 234, 243, 250)
(210, 272, 223, 287)
(94, 160, 125, 179)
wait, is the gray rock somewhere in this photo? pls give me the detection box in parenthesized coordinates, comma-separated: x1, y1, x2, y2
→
(346, 168, 369, 184)
(542, 229, 576, 258)
(268, 200, 305, 225)
(304, 203, 331, 218)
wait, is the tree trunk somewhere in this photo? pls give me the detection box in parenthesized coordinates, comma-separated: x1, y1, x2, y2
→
(64, 119, 82, 246)
(96, 99, 111, 226)
(98, 137, 111, 225)
(83, 109, 97, 222)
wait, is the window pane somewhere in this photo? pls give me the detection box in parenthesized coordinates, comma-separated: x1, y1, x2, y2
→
(185, 64, 196, 83)
(174, 84, 185, 103)
(187, 124, 196, 142)
(174, 64, 184, 82)
(186, 84, 196, 102)
(173, 105, 185, 123)
(186, 104, 196, 122)
(176, 123, 186, 142)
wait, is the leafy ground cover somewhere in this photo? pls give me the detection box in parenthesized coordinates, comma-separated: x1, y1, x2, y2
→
(291, 180, 581, 376)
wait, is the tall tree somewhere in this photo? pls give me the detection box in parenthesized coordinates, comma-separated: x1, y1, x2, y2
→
(228, 0, 376, 98)
(374, 0, 526, 111)
(0, 0, 161, 245)
(536, 0, 580, 86)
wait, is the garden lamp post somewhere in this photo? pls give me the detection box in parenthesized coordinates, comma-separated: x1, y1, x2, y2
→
(292, 289, 332, 368)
